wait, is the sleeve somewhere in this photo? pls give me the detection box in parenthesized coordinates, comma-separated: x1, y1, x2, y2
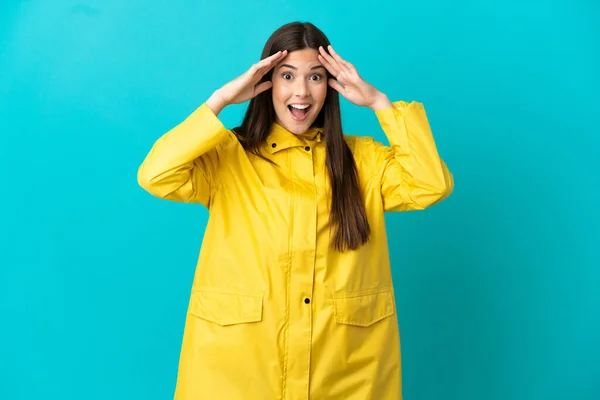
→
(370, 100, 454, 212)
(137, 103, 231, 208)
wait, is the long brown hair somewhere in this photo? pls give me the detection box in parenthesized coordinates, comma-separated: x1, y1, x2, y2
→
(233, 22, 370, 252)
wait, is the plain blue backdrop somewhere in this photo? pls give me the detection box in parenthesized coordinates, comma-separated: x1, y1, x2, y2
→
(1, 0, 598, 399)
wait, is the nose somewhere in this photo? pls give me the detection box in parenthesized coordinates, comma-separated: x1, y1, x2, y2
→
(293, 79, 309, 97)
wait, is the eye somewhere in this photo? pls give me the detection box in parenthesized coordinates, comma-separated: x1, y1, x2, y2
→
(282, 72, 293, 80)
(310, 74, 323, 81)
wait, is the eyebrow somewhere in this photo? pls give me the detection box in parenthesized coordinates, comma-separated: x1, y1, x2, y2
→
(279, 64, 326, 71)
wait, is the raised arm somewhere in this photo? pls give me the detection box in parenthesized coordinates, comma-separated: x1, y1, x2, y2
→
(317, 45, 453, 211)
(138, 50, 289, 207)
(137, 99, 229, 206)
(371, 100, 453, 211)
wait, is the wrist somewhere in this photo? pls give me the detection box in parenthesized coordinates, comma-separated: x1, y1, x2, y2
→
(206, 90, 228, 116)
(369, 92, 393, 111)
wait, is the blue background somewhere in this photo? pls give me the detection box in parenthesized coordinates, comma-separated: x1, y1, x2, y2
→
(1, 0, 598, 399)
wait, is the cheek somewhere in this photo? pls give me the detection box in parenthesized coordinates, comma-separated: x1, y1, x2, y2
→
(272, 81, 289, 106)
(313, 84, 328, 106)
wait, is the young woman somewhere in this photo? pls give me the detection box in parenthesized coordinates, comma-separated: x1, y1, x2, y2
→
(138, 21, 453, 400)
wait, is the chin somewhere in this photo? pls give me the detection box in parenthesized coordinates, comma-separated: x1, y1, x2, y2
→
(286, 119, 315, 135)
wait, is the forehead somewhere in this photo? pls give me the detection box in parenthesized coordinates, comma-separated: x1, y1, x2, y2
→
(278, 48, 320, 67)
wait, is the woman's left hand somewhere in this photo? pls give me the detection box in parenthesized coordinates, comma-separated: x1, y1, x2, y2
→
(318, 45, 392, 111)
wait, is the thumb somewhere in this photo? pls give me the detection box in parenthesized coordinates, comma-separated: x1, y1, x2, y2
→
(254, 81, 273, 96)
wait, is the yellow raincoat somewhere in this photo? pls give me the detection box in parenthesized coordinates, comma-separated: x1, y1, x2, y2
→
(138, 100, 453, 399)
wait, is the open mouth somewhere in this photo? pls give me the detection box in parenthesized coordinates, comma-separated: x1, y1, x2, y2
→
(288, 104, 312, 121)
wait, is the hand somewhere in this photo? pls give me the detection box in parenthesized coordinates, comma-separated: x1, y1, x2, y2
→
(207, 50, 288, 114)
(318, 45, 392, 111)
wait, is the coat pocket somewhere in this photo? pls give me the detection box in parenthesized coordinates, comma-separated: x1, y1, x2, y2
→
(189, 290, 263, 326)
(333, 289, 395, 327)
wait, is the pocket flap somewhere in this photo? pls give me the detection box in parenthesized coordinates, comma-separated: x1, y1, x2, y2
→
(189, 290, 263, 326)
(333, 289, 395, 327)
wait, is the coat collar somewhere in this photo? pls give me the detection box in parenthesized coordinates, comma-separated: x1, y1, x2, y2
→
(265, 122, 323, 154)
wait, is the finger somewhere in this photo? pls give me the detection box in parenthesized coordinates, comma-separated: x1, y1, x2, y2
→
(255, 64, 272, 77)
(256, 63, 278, 79)
(327, 45, 352, 75)
(318, 51, 339, 76)
(255, 50, 288, 76)
(251, 51, 284, 71)
(254, 80, 273, 95)
(317, 54, 337, 76)
(328, 78, 345, 93)
(318, 46, 342, 75)
(340, 59, 358, 77)
(262, 50, 288, 66)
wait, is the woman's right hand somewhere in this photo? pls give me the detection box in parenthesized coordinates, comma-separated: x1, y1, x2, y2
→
(206, 50, 288, 115)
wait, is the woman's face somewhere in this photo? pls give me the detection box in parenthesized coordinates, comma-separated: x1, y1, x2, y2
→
(271, 48, 328, 135)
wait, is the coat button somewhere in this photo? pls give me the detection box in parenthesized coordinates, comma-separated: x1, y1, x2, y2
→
(305, 146, 310, 151)
(304, 298, 310, 304)
(272, 143, 277, 148)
